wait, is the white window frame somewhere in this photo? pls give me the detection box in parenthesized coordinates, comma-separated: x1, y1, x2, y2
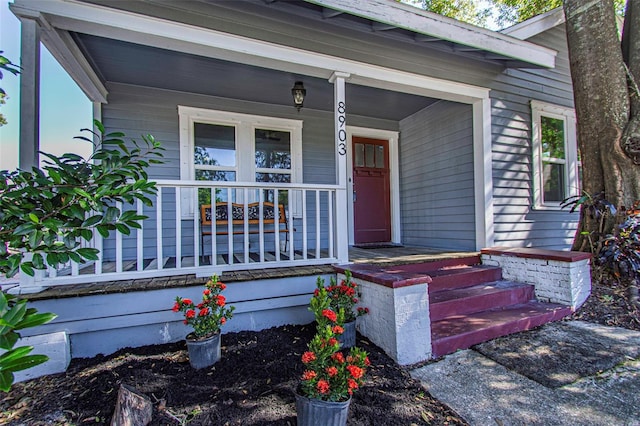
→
(178, 106, 303, 218)
(531, 100, 579, 210)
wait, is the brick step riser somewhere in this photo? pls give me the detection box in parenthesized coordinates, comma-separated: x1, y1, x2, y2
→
(430, 285, 535, 322)
(431, 307, 572, 358)
(428, 268, 503, 292)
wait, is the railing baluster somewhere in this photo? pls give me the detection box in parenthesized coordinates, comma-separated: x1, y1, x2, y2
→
(243, 187, 249, 264)
(315, 190, 321, 258)
(302, 189, 308, 260)
(328, 191, 334, 259)
(95, 226, 103, 275)
(288, 190, 294, 260)
(259, 189, 265, 262)
(175, 188, 182, 269)
(193, 186, 199, 268)
(156, 189, 163, 270)
(227, 189, 233, 265)
(137, 199, 144, 272)
(211, 187, 217, 266)
(116, 201, 123, 273)
(274, 188, 280, 262)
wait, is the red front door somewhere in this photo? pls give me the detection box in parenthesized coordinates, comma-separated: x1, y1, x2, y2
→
(353, 137, 391, 244)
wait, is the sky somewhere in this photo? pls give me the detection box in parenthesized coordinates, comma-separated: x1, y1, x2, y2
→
(0, 1, 92, 171)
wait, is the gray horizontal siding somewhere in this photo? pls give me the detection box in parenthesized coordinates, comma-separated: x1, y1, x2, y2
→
(489, 25, 579, 250)
(399, 100, 475, 251)
(100, 83, 397, 260)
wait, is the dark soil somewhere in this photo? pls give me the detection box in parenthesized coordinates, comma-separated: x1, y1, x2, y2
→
(3, 275, 639, 425)
(0, 324, 466, 425)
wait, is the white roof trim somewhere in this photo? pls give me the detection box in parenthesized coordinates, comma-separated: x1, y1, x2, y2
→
(501, 8, 565, 40)
(10, 3, 108, 103)
(12, 0, 491, 105)
(306, 0, 556, 68)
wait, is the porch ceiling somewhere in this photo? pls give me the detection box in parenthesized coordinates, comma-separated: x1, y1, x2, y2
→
(75, 34, 438, 121)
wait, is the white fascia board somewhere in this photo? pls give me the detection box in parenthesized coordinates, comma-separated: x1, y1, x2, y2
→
(501, 8, 565, 40)
(13, 0, 489, 104)
(306, 0, 556, 69)
(10, 3, 108, 103)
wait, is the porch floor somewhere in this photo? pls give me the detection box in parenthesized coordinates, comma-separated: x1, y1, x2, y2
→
(16, 246, 478, 301)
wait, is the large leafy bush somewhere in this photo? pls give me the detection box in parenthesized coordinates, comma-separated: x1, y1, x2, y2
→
(0, 121, 164, 277)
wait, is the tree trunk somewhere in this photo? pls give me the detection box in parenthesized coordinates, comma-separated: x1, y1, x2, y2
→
(564, 0, 640, 251)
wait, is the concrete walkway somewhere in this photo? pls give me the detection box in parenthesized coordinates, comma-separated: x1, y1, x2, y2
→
(411, 321, 640, 426)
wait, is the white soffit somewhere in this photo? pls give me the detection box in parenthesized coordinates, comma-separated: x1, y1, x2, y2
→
(306, 0, 556, 69)
(11, 0, 490, 104)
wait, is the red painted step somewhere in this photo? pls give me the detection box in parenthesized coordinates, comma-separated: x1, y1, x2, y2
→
(431, 302, 572, 358)
(427, 265, 502, 292)
(430, 281, 535, 322)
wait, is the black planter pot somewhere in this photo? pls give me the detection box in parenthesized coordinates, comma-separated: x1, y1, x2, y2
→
(337, 320, 356, 349)
(295, 391, 351, 426)
(185, 332, 221, 369)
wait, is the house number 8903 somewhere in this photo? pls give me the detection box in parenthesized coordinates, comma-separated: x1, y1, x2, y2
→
(337, 101, 347, 156)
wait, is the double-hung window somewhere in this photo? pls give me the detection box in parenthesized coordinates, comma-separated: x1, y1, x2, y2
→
(531, 101, 581, 208)
(179, 106, 303, 217)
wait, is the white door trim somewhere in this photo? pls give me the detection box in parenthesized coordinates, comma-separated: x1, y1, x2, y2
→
(346, 126, 400, 246)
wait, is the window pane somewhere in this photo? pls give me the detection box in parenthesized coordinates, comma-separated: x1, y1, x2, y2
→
(354, 143, 364, 167)
(194, 123, 236, 167)
(376, 145, 385, 168)
(541, 116, 565, 160)
(542, 162, 565, 202)
(195, 169, 236, 182)
(255, 129, 291, 170)
(255, 172, 291, 183)
(365, 144, 375, 167)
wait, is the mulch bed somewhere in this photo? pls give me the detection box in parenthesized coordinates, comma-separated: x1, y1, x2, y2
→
(0, 324, 466, 425)
(4, 274, 640, 425)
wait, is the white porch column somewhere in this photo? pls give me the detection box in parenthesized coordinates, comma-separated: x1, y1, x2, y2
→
(18, 16, 41, 170)
(472, 96, 495, 250)
(330, 71, 351, 264)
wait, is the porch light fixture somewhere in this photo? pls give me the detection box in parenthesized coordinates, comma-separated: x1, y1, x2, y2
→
(291, 81, 306, 111)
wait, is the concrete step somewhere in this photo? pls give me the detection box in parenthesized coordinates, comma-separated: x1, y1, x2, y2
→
(431, 302, 572, 358)
(430, 281, 535, 322)
(427, 265, 503, 292)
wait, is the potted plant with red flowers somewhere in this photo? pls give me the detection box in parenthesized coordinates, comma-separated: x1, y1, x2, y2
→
(319, 270, 369, 348)
(296, 282, 370, 425)
(172, 275, 235, 369)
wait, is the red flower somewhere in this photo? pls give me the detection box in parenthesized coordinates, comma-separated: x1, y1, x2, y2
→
(198, 307, 209, 317)
(316, 380, 330, 394)
(219, 283, 227, 290)
(216, 295, 226, 307)
(302, 351, 316, 363)
(185, 309, 196, 318)
(182, 298, 193, 305)
(220, 317, 226, 324)
(322, 309, 337, 322)
(196, 302, 204, 309)
(364, 357, 371, 366)
(326, 366, 338, 377)
(172, 303, 180, 312)
(332, 325, 344, 335)
(347, 365, 364, 379)
(328, 338, 338, 347)
(347, 378, 358, 394)
(352, 298, 358, 303)
(302, 370, 317, 381)
(203, 289, 211, 296)
(183, 320, 188, 325)
(331, 353, 345, 363)
(313, 289, 320, 296)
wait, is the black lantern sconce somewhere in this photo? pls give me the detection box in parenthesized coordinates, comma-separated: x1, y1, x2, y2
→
(291, 81, 306, 111)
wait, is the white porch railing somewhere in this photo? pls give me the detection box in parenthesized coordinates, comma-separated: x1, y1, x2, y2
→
(21, 181, 345, 289)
